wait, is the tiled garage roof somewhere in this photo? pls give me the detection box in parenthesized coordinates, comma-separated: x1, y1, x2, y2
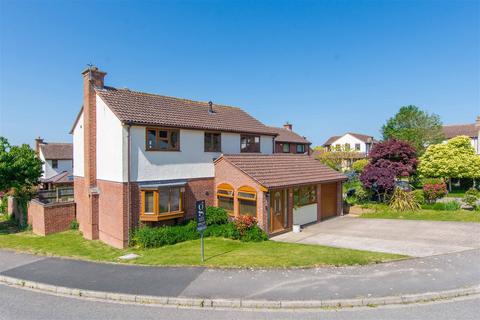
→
(268, 126, 310, 144)
(40, 143, 73, 160)
(96, 87, 276, 136)
(442, 124, 477, 139)
(218, 154, 346, 189)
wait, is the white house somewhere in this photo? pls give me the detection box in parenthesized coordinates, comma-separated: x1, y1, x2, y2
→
(35, 138, 73, 180)
(442, 119, 480, 154)
(322, 132, 375, 155)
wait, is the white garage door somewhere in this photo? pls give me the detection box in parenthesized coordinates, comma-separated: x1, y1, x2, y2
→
(293, 204, 318, 225)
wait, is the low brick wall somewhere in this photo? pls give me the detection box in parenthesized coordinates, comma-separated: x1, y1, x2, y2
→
(28, 200, 76, 236)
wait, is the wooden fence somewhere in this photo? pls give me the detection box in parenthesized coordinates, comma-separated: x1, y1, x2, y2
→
(37, 187, 74, 204)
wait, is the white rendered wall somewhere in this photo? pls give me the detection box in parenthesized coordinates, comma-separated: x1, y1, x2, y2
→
(331, 134, 367, 153)
(96, 95, 125, 182)
(260, 135, 274, 154)
(72, 112, 85, 177)
(293, 203, 317, 225)
(41, 151, 73, 179)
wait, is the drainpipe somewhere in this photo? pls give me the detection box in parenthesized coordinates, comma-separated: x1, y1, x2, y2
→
(126, 122, 132, 244)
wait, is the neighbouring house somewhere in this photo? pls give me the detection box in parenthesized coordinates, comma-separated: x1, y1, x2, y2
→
(268, 123, 311, 155)
(318, 132, 375, 170)
(35, 138, 73, 188)
(442, 118, 480, 154)
(71, 66, 345, 248)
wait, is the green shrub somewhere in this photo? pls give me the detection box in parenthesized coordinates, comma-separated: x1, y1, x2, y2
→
(203, 222, 240, 240)
(463, 188, 479, 209)
(389, 188, 421, 212)
(355, 188, 372, 203)
(241, 226, 268, 242)
(412, 189, 425, 205)
(352, 159, 369, 173)
(70, 219, 79, 230)
(132, 221, 198, 248)
(0, 196, 7, 214)
(423, 201, 461, 211)
(205, 206, 229, 226)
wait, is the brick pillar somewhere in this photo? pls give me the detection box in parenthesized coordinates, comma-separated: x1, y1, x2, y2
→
(287, 188, 293, 229)
(316, 184, 322, 221)
(337, 181, 343, 216)
(81, 66, 106, 240)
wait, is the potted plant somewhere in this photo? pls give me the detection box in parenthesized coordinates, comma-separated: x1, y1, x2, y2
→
(343, 196, 356, 214)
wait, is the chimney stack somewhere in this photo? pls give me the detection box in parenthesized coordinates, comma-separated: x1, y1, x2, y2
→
(283, 122, 292, 131)
(80, 65, 106, 240)
(35, 137, 44, 155)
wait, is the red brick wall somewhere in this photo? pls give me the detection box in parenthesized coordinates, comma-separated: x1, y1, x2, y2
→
(214, 158, 268, 231)
(74, 176, 90, 237)
(184, 178, 214, 221)
(28, 200, 76, 236)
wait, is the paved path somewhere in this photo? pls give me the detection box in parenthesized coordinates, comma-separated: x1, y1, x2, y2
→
(1, 248, 479, 301)
(2, 284, 479, 320)
(273, 216, 480, 256)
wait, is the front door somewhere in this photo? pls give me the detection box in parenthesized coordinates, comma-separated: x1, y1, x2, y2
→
(270, 189, 285, 233)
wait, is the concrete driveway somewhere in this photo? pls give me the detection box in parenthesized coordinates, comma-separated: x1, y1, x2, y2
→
(272, 216, 480, 257)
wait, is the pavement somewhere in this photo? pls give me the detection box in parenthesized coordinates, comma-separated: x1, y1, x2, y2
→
(2, 284, 479, 320)
(0, 248, 479, 308)
(272, 216, 480, 256)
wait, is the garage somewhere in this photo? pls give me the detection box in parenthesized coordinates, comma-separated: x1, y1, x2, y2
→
(321, 182, 338, 219)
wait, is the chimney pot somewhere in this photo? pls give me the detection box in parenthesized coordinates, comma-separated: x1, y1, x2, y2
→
(283, 122, 293, 131)
(82, 65, 107, 89)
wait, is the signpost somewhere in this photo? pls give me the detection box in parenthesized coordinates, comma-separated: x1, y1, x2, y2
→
(196, 200, 207, 262)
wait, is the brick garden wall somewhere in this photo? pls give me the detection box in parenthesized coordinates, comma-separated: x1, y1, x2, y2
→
(28, 199, 76, 236)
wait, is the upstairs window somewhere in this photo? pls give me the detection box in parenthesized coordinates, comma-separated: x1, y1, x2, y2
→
(204, 132, 221, 152)
(146, 128, 179, 151)
(296, 144, 305, 154)
(51, 159, 58, 169)
(241, 135, 260, 153)
(355, 143, 361, 151)
(344, 143, 351, 151)
(282, 143, 290, 153)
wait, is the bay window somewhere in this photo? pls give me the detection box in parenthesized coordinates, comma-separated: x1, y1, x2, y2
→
(140, 187, 184, 221)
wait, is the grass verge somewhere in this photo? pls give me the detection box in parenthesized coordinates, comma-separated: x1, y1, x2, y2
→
(0, 215, 404, 268)
(359, 204, 480, 222)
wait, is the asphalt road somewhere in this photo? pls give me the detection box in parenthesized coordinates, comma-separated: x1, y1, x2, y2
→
(1, 284, 479, 320)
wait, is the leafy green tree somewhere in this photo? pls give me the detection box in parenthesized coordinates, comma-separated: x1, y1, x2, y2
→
(418, 136, 480, 190)
(314, 146, 362, 172)
(352, 159, 369, 173)
(0, 137, 43, 192)
(382, 105, 444, 154)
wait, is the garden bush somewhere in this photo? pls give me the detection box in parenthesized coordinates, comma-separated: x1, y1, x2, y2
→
(463, 188, 479, 209)
(206, 206, 229, 226)
(352, 159, 369, 173)
(389, 188, 421, 212)
(354, 187, 372, 203)
(133, 208, 268, 248)
(412, 189, 425, 205)
(422, 201, 461, 211)
(423, 182, 447, 204)
(70, 219, 79, 230)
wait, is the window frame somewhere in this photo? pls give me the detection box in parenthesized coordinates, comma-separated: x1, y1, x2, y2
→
(237, 186, 257, 216)
(145, 127, 180, 151)
(293, 185, 317, 207)
(204, 131, 222, 153)
(296, 144, 305, 154)
(216, 183, 234, 215)
(51, 159, 58, 169)
(282, 143, 290, 153)
(355, 143, 361, 151)
(140, 187, 184, 221)
(240, 134, 261, 153)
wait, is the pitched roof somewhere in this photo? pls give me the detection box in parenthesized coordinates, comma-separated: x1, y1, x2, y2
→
(442, 124, 477, 139)
(41, 171, 74, 184)
(40, 143, 73, 160)
(218, 154, 346, 189)
(268, 126, 310, 144)
(95, 87, 276, 136)
(322, 132, 374, 146)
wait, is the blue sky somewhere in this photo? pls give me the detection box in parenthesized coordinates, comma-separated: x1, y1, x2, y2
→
(0, 0, 478, 147)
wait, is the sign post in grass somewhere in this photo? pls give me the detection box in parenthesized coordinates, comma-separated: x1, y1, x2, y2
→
(196, 200, 207, 262)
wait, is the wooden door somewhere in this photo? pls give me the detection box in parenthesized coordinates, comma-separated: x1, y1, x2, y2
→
(321, 183, 338, 219)
(270, 189, 285, 233)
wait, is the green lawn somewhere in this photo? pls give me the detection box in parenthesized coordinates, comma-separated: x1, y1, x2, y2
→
(359, 204, 480, 222)
(0, 215, 404, 268)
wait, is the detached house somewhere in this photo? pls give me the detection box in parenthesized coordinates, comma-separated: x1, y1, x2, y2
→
(72, 67, 345, 248)
(268, 123, 311, 155)
(35, 138, 73, 189)
(442, 118, 480, 154)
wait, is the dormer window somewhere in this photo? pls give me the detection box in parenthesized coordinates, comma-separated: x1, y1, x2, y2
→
(146, 128, 180, 151)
